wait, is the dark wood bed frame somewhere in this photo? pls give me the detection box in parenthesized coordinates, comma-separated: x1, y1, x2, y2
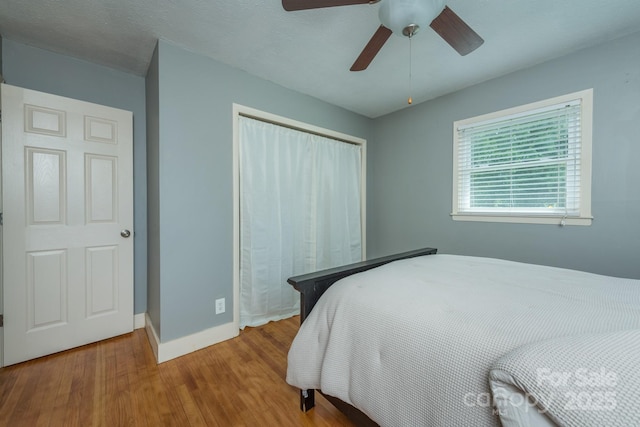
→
(287, 247, 438, 425)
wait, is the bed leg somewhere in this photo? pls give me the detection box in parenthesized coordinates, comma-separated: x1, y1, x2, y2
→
(300, 389, 315, 411)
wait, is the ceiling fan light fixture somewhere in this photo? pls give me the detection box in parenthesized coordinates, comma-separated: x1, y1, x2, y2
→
(378, 0, 445, 37)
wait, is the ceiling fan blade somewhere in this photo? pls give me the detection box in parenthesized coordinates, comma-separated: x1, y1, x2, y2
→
(282, 0, 371, 11)
(350, 25, 393, 71)
(430, 6, 484, 56)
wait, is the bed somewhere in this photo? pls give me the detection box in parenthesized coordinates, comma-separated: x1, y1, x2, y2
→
(285, 248, 640, 427)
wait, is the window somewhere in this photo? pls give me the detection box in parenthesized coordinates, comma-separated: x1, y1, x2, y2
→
(452, 89, 593, 225)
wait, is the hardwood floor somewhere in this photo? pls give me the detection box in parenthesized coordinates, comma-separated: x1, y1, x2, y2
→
(0, 316, 354, 426)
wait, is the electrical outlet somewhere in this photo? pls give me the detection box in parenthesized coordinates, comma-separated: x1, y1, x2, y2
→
(215, 298, 225, 314)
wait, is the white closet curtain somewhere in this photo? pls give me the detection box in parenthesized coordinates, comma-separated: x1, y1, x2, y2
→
(239, 116, 362, 329)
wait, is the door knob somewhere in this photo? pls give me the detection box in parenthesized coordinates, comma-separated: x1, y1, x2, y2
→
(120, 229, 131, 238)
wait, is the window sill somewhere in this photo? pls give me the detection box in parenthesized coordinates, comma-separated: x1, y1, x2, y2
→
(450, 213, 593, 226)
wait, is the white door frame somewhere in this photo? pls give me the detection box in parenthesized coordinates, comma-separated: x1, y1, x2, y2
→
(231, 103, 367, 332)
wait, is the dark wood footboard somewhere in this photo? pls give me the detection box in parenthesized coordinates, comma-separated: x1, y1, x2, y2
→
(288, 247, 437, 323)
(287, 247, 437, 417)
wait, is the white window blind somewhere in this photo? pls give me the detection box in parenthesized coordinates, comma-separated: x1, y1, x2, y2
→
(452, 89, 593, 225)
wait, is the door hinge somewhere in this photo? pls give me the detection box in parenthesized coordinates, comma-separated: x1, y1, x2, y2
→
(0, 314, 3, 327)
(0, 212, 3, 225)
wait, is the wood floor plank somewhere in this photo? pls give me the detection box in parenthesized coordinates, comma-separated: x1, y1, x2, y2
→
(0, 316, 354, 426)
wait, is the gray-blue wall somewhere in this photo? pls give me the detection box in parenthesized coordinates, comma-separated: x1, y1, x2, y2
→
(369, 31, 640, 279)
(149, 40, 373, 342)
(146, 44, 161, 335)
(2, 39, 149, 313)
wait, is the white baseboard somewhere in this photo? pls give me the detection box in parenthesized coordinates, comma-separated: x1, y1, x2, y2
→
(134, 313, 145, 329)
(144, 313, 160, 362)
(144, 313, 238, 364)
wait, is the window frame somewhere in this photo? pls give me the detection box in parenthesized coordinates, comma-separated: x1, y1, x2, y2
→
(451, 89, 593, 226)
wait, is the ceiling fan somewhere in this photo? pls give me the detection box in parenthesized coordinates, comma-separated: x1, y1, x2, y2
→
(282, 0, 484, 71)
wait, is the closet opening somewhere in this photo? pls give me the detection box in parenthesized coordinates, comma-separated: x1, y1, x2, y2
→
(232, 104, 366, 330)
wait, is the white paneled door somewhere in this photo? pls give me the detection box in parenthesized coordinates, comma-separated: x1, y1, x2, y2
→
(1, 84, 134, 366)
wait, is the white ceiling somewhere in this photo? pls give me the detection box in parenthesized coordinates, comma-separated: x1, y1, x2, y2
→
(1, 0, 640, 118)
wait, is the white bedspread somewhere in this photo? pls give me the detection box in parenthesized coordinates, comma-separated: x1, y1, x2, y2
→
(286, 254, 640, 427)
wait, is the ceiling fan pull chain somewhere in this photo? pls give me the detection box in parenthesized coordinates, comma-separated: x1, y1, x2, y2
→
(408, 35, 413, 105)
